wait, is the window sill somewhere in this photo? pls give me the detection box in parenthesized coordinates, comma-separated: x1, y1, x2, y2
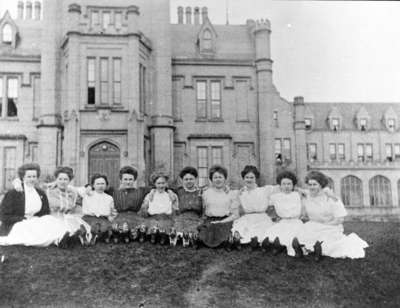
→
(0, 117, 19, 121)
(195, 118, 224, 123)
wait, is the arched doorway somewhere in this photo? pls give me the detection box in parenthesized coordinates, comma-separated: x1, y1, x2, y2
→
(88, 141, 120, 189)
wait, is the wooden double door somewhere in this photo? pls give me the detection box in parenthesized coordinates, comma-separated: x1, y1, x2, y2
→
(88, 141, 120, 189)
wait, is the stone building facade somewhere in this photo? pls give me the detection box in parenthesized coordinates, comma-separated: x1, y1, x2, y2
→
(0, 0, 399, 219)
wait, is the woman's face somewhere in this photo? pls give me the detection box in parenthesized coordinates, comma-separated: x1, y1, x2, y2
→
(243, 172, 257, 188)
(155, 177, 167, 191)
(23, 170, 38, 186)
(280, 178, 294, 193)
(93, 178, 107, 193)
(182, 173, 196, 190)
(307, 179, 322, 195)
(120, 173, 135, 188)
(56, 172, 71, 191)
(212, 172, 226, 189)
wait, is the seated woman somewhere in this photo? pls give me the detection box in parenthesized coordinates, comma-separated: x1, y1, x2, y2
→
(0, 163, 70, 247)
(198, 165, 240, 248)
(231, 165, 277, 245)
(264, 171, 304, 256)
(296, 171, 368, 260)
(81, 174, 117, 235)
(139, 172, 178, 232)
(173, 167, 203, 236)
(46, 167, 92, 246)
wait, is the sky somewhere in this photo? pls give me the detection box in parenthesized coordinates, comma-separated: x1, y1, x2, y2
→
(2, 0, 400, 103)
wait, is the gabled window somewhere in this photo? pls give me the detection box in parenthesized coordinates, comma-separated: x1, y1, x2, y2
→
(203, 30, 212, 50)
(2, 23, 12, 43)
(360, 118, 367, 131)
(305, 118, 312, 130)
(387, 118, 396, 132)
(331, 118, 340, 131)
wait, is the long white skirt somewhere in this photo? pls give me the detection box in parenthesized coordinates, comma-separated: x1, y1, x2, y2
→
(231, 213, 274, 244)
(264, 218, 304, 256)
(297, 221, 369, 259)
(0, 214, 91, 247)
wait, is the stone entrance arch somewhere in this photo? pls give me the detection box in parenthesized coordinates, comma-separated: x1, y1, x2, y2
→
(88, 141, 120, 189)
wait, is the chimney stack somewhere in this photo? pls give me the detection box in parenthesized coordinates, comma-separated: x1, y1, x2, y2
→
(34, 1, 41, 20)
(177, 6, 183, 24)
(194, 7, 200, 25)
(201, 7, 208, 23)
(185, 7, 192, 24)
(17, 1, 24, 19)
(26, 1, 32, 19)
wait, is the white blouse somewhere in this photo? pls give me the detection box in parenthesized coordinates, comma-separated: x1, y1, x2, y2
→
(82, 191, 116, 219)
(147, 191, 173, 215)
(239, 185, 275, 214)
(303, 193, 347, 224)
(269, 191, 302, 219)
(24, 185, 42, 218)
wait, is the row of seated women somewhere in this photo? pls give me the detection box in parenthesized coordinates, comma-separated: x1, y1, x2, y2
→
(0, 163, 368, 260)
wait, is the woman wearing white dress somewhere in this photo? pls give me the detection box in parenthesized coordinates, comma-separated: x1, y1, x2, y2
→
(264, 171, 304, 256)
(0, 163, 72, 247)
(296, 171, 368, 261)
(231, 165, 277, 244)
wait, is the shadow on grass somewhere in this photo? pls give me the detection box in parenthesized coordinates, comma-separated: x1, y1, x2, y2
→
(0, 222, 399, 307)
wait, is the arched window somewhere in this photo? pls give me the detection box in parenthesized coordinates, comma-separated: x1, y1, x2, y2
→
(2, 24, 12, 43)
(369, 175, 392, 207)
(341, 176, 363, 207)
(203, 29, 212, 50)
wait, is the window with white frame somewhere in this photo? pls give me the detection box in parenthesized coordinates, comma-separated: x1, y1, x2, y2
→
(202, 29, 212, 50)
(357, 144, 364, 162)
(275, 139, 282, 163)
(307, 143, 317, 162)
(338, 143, 345, 161)
(2, 23, 12, 43)
(385, 144, 393, 162)
(360, 118, 367, 131)
(100, 58, 109, 104)
(341, 175, 363, 207)
(369, 175, 392, 207)
(102, 12, 110, 30)
(357, 143, 373, 162)
(91, 11, 99, 28)
(275, 138, 291, 164)
(196, 80, 222, 120)
(196, 145, 223, 187)
(113, 58, 121, 104)
(387, 118, 396, 131)
(365, 144, 373, 161)
(87, 58, 96, 105)
(329, 143, 336, 161)
(0, 76, 18, 117)
(115, 12, 122, 29)
(395, 144, 400, 160)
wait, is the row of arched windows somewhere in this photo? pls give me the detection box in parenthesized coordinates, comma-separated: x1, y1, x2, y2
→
(335, 175, 398, 207)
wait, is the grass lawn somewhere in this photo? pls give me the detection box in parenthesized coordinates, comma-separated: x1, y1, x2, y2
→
(0, 221, 399, 308)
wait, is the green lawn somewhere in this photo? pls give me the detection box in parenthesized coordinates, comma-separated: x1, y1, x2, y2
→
(0, 221, 399, 308)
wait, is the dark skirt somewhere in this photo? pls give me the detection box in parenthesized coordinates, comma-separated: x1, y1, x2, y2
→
(173, 211, 204, 234)
(142, 214, 174, 231)
(113, 212, 146, 229)
(82, 216, 112, 233)
(198, 217, 233, 248)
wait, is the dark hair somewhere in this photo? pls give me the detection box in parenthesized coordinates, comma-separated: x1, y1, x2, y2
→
(54, 166, 74, 181)
(18, 163, 41, 180)
(209, 165, 228, 181)
(91, 173, 109, 186)
(119, 166, 138, 180)
(276, 170, 298, 187)
(241, 165, 260, 179)
(179, 166, 198, 179)
(305, 171, 328, 188)
(150, 171, 169, 185)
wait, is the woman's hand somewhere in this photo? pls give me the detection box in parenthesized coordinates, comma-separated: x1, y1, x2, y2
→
(12, 178, 23, 192)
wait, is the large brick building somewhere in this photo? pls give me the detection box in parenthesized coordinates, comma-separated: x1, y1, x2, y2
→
(0, 0, 399, 219)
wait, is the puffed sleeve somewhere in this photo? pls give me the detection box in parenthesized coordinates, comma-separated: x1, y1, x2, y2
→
(331, 198, 347, 218)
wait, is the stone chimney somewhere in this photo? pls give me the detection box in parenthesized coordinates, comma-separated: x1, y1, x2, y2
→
(194, 7, 200, 25)
(17, 1, 24, 19)
(26, 1, 32, 19)
(177, 6, 183, 24)
(34, 1, 41, 20)
(201, 7, 208, 23)
(185, 7, 191, 24)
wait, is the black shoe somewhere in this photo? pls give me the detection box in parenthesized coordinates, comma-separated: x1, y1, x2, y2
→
(233, 231, 242, 251)
(261, 237, 272, 252)
(250, 236, 259, 251)
(314, 241, 323, 262)
(292, 237, 304, 258)
(58, 232, 70, 249)
(272, 237, 283, 256)
(225, 234, 234, 251)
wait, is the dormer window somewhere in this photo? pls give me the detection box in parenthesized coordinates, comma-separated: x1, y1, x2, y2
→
(2, 23, 12, 43)
(305, 118, 312, 130)
(331, 118, 340, 131)
(360, 118, 367, 131)
(388, 118, 396, 131)
(203, 29, 212, 50)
